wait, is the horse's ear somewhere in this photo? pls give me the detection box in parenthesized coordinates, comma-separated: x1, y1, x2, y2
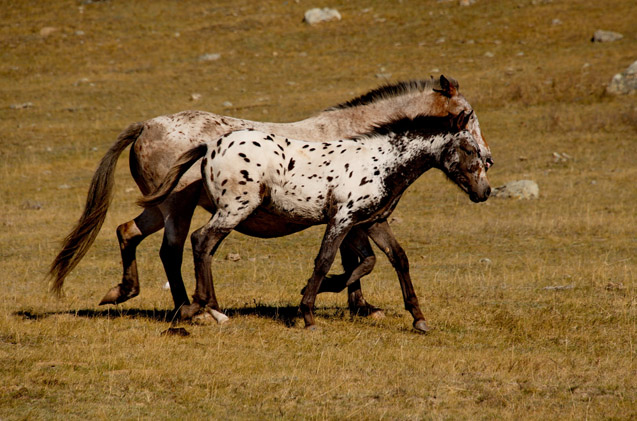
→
(451, 110, 471, 131)
(458, 110, 473, 130)
(434, 75, 458, 98)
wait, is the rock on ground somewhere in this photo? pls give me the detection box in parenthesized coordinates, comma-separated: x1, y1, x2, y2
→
(304, 8, 341, 25)
(591, 30, 623, 43)
(492, 180, 539, 200)
(607, 60, 637, 95)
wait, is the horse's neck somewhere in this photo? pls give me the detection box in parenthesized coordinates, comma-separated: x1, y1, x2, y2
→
(384, 132, 443, 186)
(255, 92, 435, 141)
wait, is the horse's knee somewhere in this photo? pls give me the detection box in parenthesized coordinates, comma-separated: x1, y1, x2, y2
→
(360, 255, 376, 275)
(190, 231, 206, 260)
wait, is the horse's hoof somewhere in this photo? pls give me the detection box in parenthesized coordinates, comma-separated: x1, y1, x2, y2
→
(98, 285, 139, 306)
(208, 308, 230, 325)
(192, 311, 215, 325)
(369, 310, 385, 320)
(179, 303, 202, 320)
(413, 319, 431, 333)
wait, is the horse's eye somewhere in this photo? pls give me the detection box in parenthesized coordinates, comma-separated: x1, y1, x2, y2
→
(465, 149, 473, 156)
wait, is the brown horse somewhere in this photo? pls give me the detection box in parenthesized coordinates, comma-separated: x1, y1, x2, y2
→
(139, 112, 490, 331)
(48, 76, 493, 319)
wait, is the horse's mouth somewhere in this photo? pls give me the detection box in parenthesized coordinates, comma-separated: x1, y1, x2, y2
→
(458, 180, 490, 203)
(469, 186, 491, 203)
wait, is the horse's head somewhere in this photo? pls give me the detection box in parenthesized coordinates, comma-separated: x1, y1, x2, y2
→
(439, 111, 491, 203)
(432, 75, 494, 171)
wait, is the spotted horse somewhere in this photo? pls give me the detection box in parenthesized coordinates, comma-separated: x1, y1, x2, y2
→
(48, 76, 493, 322)
(139, 111, 491, 332)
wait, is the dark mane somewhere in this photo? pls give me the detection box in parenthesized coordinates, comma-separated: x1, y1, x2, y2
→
(354, 114, 457, 140)
(326, 77, 459, 111)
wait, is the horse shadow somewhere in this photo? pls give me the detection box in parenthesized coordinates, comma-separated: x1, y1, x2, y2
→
(13, 304, 309, 328)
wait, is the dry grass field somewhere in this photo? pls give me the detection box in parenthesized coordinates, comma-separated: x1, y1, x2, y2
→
(1, 0, 635, 419)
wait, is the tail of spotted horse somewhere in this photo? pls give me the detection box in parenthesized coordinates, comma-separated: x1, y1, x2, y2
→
(137, 143, 208, 209)
(48, 122, 144, 295)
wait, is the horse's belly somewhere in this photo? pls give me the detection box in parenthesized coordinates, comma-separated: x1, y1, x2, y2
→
(234, 209, 315, 238)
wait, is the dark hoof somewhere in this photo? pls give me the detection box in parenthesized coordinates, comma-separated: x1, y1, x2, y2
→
(413, 319, 431, 333)
(179, 303, 203, 321)
(99, 285, 139, 306)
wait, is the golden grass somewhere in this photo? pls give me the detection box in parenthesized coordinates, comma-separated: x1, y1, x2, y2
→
(1, 0, 635, 419)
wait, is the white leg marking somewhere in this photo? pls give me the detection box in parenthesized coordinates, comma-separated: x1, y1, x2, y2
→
(209, 308, 230, 324)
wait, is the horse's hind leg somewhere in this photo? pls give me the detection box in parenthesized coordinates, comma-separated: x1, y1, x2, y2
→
(180, 205, 254, 323)
(99, 207, 164, 305)
(367, 221, 430, 333)
(301, 229, 382, 317)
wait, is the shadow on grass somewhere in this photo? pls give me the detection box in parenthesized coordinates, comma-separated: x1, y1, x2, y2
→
(13, 304, 314, 328)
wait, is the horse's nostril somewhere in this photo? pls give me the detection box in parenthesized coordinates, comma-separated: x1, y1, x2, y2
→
(485, 187, 491, 197)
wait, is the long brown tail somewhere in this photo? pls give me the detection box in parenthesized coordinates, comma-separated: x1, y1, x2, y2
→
(48, 122, 144, 295)
(137, 143, 208, 209)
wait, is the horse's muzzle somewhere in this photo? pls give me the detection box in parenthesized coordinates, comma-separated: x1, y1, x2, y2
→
(470, 186, 491, 203)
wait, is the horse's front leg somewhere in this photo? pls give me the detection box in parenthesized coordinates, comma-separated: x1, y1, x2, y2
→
(300, 221, 352, 329)
(367, 221, 430, 333)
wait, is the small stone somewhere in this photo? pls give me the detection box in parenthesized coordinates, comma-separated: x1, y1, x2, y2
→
(607, 60, 637, 95)
(591, 30, 623, 43)
(459, 0, 476, 5)
(198, 53, 221, 62)
(552, 152, 573, 163)
(484, 51, 494, 58)
(190, 93, 202, 101)
(375, 73, 392, 79)
(492, 180, 539, 200)
(543, 284, 574, 291)
(551, 18, 562, 25)
(605, 282, 625, 291)
(479, 258, 492, 265)
(222, 101, 233, 107)
(226, 253, 241, 262)
(389, 216, 403, 225)
(40, 27, 58, 37)
(303, 8, 341, 25)
(9, 102, 33, 109)
(57, 184, 71, 190)
(21, 200, 43, 210)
